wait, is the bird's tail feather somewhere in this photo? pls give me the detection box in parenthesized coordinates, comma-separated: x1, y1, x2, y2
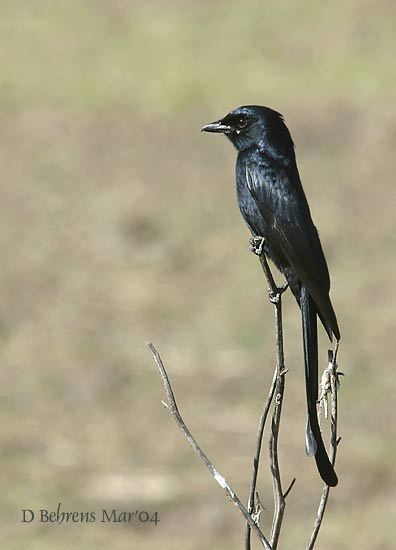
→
(301, 285, 338, 487)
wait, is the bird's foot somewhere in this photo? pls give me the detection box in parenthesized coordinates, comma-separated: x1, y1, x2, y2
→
(249, 236, 266, 256)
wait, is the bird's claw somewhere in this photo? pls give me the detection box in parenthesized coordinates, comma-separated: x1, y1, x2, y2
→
(249, 236, 266, 256)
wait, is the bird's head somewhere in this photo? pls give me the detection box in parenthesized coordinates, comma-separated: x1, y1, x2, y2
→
(202, 105, 295, 159)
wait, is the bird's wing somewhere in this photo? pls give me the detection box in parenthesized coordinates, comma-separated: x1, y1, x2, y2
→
(246, 161, 339, 340)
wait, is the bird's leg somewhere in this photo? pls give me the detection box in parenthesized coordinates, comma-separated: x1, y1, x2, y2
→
(249, 236, 266, 256)
(250, 236, 289, 299)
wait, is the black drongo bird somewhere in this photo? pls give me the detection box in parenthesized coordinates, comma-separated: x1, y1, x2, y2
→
(202, 105, 340, 486)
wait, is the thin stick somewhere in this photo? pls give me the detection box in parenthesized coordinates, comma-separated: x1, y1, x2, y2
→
(307, 341, 340, 549)
(260, 255, 288, 549)
(147, 342, 272, 550)
(245, 249, 291, 550)
(245, 369, 277, 550)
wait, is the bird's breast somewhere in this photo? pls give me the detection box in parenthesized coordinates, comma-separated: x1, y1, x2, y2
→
(235, 158, 267, 237)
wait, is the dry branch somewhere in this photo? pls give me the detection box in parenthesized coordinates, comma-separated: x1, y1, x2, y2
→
(245, 248, 292, 550)
(147, 342, 272, 549)
(147, 241, 340, 549)
(307, 343, 341, 549)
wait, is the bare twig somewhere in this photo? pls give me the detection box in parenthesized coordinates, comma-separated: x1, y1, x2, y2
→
(245, 369, 277, 550)
(245, 246, 291, 550)
(262, 256, 288, 549)
(307, 342, 340, 549)
(283, 477, 296, 500)
(147, 342, 272, 550)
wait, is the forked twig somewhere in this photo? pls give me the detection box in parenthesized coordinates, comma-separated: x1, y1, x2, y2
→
(147, 342, 272, 549)
(147, 240, 340, 549)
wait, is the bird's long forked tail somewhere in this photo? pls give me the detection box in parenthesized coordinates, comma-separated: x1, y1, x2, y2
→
(301, 285, 338, 487)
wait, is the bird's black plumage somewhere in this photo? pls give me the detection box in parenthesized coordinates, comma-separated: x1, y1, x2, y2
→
(202, 105, 340, 486)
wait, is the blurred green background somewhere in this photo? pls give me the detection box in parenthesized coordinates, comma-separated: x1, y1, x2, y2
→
(1, 1, 395, 548)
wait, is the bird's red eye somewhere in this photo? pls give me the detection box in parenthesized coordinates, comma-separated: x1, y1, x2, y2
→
(237, 118, 248, 129)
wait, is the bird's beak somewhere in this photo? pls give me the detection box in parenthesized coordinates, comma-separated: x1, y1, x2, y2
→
(201, 120, 232, 134)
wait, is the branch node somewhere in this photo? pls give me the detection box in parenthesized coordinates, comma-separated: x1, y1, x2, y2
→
(283, 477, 296, 499)
(251, 491, 265, 528)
